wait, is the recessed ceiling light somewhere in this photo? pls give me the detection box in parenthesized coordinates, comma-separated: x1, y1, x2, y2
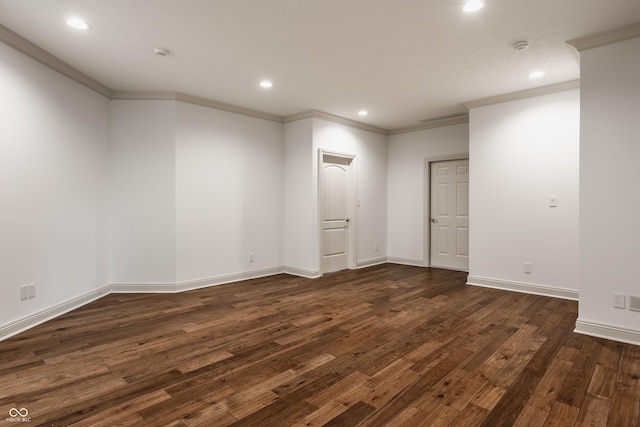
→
(66, 17, 90, 30)
(259, 80, 273, 88)
(528, 70, 546, 79)
(463, 1, 485, 12)
(358, 110, 368, 117)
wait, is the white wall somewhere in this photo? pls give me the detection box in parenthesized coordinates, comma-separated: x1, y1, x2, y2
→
(468, 90, 580, 298)
(313, 119, 388, 270)
(175, 102, 284, 283)
(387, 124, 469, 265)
(0, 41, 110, 330)
(109, 100, 177, 285)
(578, 37, 640, 343)
(283, 118, 316, 275)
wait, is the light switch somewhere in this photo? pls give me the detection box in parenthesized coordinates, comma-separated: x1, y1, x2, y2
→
(549, 196, 558, 208)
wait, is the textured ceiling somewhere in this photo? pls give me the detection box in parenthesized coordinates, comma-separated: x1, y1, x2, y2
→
(1, 0, 639, 130)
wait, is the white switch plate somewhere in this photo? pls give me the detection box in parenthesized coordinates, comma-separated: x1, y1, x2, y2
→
(20, 285, 28, 301)
(549, 196, 558, 207)
(524, 262, 532, 273)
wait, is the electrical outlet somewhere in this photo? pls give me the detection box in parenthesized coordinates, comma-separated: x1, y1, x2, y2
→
(249, 252, 254, 263)
(374, 243, 379, 252)
(614, 293, 625, 309)
(524, 262, 532, 274)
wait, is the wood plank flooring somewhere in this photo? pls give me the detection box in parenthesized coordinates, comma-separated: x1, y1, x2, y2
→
(0, 264, 638, 426)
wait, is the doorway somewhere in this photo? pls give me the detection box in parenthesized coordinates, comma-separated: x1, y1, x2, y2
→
(319, 151, 356, 274)
(429, 158, 469, 271)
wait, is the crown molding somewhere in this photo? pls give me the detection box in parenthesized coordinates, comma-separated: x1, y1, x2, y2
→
(0, 23, 283, 124)
(111, 91, 178, 100)
(388, 115, 469, 135)
(111, 91, 285, 123)
(464, 80, 581, 110)
(0, 23, 113, 98)
(114, 92, 391, 133)
(283, 110, 316, 123)
(567, 21, 640, 52)
(284, 110, 388, 135)
(175, 93, 284, 123)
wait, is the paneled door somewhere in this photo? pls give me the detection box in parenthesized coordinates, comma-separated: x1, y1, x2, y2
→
(430, 159, 469, 271)
(321, 154, 354, 273)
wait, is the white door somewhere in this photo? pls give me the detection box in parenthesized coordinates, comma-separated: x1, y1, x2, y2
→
(430, 159, 469, 271)
(321, 155, 353, 273)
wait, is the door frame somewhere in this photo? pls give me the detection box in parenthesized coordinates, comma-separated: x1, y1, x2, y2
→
(424, 154, 469, 269)
(318, 149, 357, 275)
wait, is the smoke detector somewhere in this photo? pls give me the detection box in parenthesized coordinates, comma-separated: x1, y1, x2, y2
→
(153, 47, 170, 56)
(513, 41, 529, 51)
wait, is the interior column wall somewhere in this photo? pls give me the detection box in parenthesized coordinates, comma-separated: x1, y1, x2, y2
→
(577, 36, 640, 344)
(283, 118, 317, 276)
(468, 90, 580, 299)
(109, 100, 177, 285)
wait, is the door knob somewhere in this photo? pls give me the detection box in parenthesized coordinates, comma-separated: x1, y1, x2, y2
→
(431, 218, 438, 223)
(345, 218, 351, 223)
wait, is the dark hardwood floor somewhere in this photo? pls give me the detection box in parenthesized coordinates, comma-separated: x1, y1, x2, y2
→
(0, 264, 638, 426)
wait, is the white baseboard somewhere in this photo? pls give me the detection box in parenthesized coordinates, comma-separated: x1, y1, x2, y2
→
(386, 257, 425, 267)
(466, 275, 579, 301)
(1, 266, 288, 341)
(111, 283, 177, 293)
(575, 318, 640, 346)
(282, 266, 321, 279)
(357, 257, 388, 269)
(2, 261, 452, 341)
(177, 266, 284, 292)
(428, 265, 469, 273)
(112, 267, 287, 293)
(0, 285, 111, 342)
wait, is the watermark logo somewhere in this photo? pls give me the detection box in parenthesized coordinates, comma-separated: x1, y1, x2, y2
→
(6, 408, 30, 423)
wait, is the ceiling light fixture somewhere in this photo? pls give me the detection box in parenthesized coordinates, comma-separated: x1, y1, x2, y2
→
(463, 1, 485, 12)
(528, 70, 545, 79)
(259, 80, 273, 88)
(66, 17, 90, 30)
(358, 110, 368, 117)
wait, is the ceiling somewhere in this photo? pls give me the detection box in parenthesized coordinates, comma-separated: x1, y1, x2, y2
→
(1, 0, 639, 131)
